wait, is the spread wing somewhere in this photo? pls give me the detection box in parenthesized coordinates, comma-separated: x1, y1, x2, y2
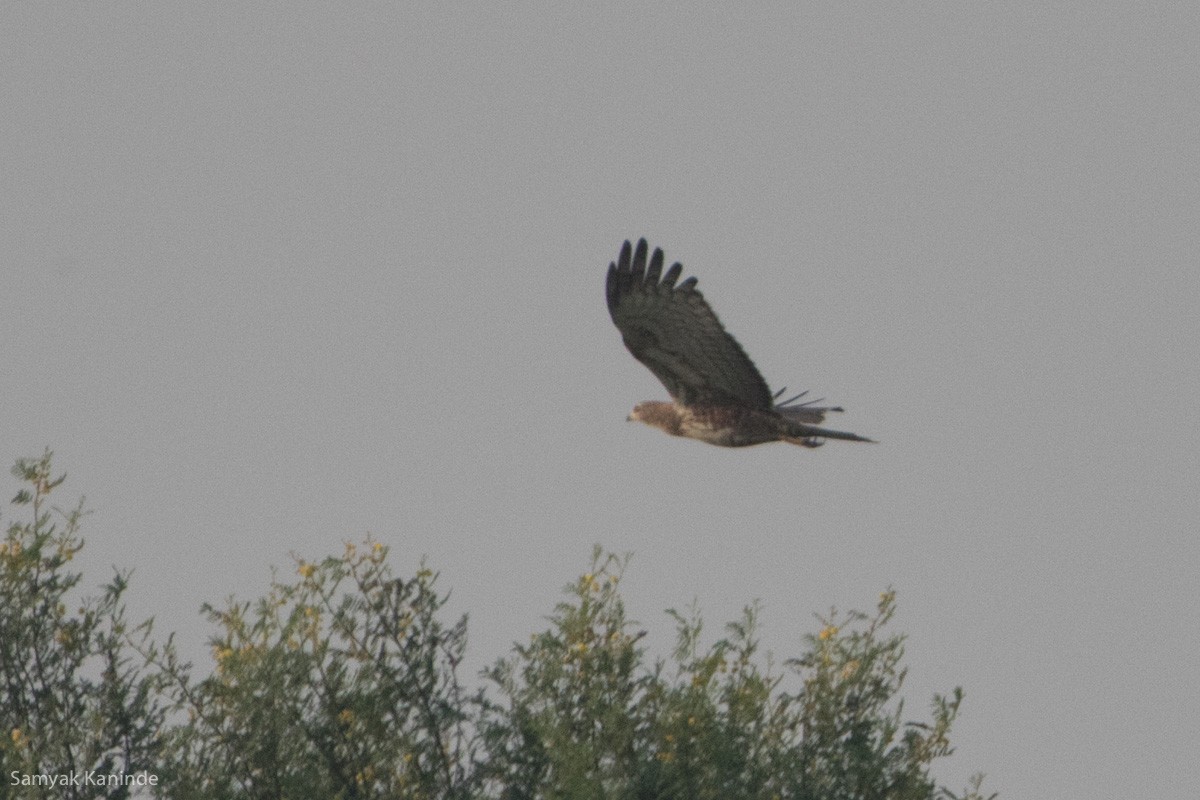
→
(606, 239, 774, 410)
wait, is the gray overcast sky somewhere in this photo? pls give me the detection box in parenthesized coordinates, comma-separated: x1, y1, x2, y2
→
(3, 4, 1198, 797)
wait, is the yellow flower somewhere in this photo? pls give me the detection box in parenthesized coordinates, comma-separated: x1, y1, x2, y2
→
(819, 625, 839, 641)
(11, 728, 23, 745)
(298, 562, 315, 578)
(339, 709, 355, 725)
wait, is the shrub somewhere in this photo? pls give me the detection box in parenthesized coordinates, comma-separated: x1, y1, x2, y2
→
(2, 455, 993, 799)
(1, 450, 165, 798)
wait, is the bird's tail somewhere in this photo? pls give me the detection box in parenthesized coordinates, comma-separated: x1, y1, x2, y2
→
(782, 420, 876, 448)
(772, 388, 843, 424)
(773, 388, 874, 446)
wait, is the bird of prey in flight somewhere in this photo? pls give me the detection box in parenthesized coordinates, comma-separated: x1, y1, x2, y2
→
(606, 239, 874, 448)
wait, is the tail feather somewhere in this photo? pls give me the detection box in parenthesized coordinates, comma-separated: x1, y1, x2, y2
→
(774, 394, 846, 425)
(783, 420, 876, 446)
(775, 403, 844, 424)
(771, 388, 873, 446)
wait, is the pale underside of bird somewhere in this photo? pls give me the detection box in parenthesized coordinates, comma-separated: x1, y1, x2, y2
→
(606, 239, 874, 449)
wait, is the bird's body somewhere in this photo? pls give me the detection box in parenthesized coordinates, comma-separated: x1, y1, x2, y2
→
(607, 239, 873, 449)
(628, 401, 868, 448)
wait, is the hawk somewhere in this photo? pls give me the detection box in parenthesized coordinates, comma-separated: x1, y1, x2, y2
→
(607, 239, 874, 448)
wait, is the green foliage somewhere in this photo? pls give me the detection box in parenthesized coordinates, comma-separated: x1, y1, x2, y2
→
(145, 543, 477, 799)
(1, 455, 993, 799)
(478, 548, 986, 800)
(0, 450, 166, 798)
(478, 550, 647, 799)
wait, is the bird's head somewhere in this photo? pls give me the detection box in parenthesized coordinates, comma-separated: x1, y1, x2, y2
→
(626, 401, 682, 435)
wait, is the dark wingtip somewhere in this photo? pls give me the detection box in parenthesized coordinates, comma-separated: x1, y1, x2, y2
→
(609, 239, 695, 299)
(619, 240, 633, 270)
(661, 262, 682, 288)
(646, 246, 664, 282)
(631, 239, 649, 281)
